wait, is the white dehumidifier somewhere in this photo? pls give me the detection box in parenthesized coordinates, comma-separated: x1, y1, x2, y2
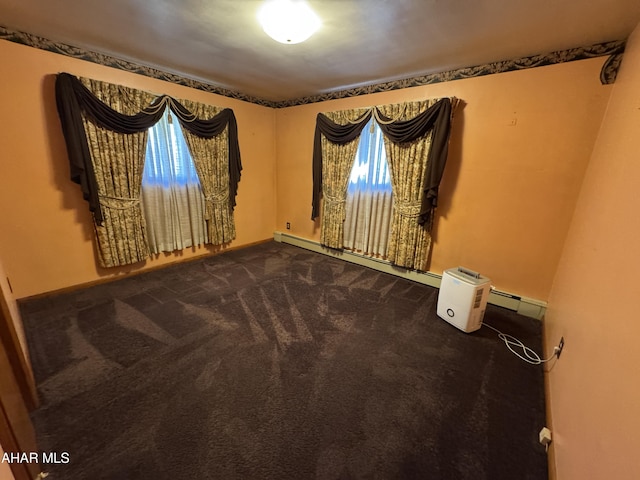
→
(437, 267, 491, 333)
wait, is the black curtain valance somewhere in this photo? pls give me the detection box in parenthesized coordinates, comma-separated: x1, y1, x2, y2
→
(55, 72, 241, 224)
(311, 98, 453, 226)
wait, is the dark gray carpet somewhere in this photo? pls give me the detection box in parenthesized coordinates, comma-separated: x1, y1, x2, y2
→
(21, 241, 548, 479)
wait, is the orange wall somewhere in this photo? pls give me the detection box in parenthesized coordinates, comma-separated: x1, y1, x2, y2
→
(275, 59, 612, 300)
(0, 40, 277, 298)
(0, 38, 616, 306)
(544, 23, 640, 480)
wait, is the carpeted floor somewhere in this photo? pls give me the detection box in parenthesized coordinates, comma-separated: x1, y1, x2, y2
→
(21, 241, 548, 479)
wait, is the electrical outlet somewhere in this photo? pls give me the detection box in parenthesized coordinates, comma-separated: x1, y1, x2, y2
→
(539, 427, 552, 448)
(556, 336, 565, 359)
(286, 222, 291, 230)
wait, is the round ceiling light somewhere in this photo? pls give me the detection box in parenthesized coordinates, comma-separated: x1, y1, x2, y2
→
(258, 0, 321, 44)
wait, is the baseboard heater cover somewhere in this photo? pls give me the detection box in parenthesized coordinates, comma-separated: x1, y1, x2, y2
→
(273, 231, 546, 320)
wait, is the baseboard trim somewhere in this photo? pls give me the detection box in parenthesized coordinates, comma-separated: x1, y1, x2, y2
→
(274, 231, 546, 320)
(18, 238, 274, 302)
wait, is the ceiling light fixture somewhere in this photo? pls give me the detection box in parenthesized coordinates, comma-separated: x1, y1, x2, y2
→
(258, 0, 321, 45)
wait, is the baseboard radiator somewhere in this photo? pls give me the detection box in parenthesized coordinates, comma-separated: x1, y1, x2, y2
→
(273, 232, 546, 320)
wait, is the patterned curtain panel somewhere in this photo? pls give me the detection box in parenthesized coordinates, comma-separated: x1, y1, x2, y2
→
(377, 100, 434, 271)
(79, 77, 156, 268)
(377, 98, 457, 271)
(319, 108, 370, 249)
(178, 99, 236, 246)
(377, 98, 457, 230)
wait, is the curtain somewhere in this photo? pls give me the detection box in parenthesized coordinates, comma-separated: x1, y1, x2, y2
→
(79, 77, 157, 267)
(376, 100, 432, 270)
(141, 109, 208, 254)
(344, 190, 393, 257)
(312, 97, 456, 268)
(311, 110, 372, 221)
(317, 108, 371, 248)
(55, 73, 242, 267)
(376, 98, 455, 230)
(343, 119, 393, 258)
(178, 99, 236, 245)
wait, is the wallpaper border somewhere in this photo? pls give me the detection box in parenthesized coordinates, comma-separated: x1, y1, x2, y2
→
(1, 25, 626, 108)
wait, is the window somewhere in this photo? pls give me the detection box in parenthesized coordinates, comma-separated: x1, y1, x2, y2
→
(343, 119, 393, 257)
(144, 110, 198, 187)
(141, 109, 208, 254)
(347, 119, 392, 194)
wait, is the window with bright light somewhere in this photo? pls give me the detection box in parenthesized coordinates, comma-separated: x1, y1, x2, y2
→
(348, 119, 392, 193)
(143, 109, 200, 188)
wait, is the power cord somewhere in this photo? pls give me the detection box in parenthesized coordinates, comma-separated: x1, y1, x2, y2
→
(483, 322, 559, 365)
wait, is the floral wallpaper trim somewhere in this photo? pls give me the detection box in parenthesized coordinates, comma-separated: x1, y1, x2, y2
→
(1, 25, 626, 108)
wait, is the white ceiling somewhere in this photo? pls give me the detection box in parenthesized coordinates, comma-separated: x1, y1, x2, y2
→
(1, 0, 640, 102)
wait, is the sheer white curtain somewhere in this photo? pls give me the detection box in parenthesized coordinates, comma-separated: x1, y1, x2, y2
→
(343, 118, 393, 258)
(141, 108, 208, 254)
